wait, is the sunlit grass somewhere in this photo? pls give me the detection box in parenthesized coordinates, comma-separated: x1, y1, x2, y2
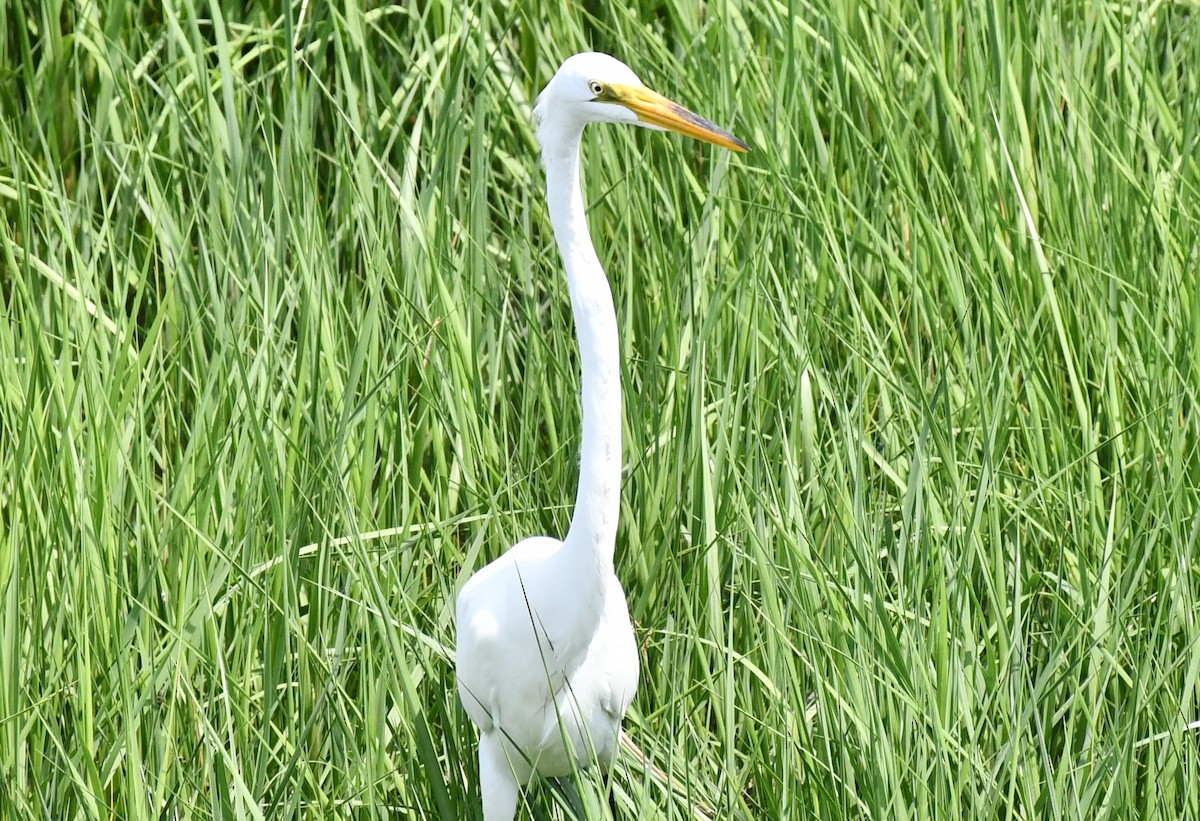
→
(1, 0, 1198, 818)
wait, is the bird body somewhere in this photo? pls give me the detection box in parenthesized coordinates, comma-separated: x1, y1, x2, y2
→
(458, 535, 636, 809)
(455, 52, 748, 820)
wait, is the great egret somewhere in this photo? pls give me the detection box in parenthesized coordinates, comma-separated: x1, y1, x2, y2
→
(455, 52, 748, 820)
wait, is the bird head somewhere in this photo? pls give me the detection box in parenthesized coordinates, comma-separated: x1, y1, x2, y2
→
(533, 52, 750, 157)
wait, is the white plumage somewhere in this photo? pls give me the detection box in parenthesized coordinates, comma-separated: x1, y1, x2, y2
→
(454, 52, 748, 820)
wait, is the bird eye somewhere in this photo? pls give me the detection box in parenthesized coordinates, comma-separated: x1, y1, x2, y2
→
(589, 81, 604, 97)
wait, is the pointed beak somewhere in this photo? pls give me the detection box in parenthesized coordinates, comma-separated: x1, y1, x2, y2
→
(607, 83, 750, 153)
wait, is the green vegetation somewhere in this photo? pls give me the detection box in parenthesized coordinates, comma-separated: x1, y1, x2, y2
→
(2, 0, 1198, 817)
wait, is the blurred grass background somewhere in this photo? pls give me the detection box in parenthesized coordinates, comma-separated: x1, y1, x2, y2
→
(1, 0, 1198, 817)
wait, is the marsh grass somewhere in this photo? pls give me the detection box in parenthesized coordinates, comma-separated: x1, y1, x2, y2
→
(1, 0, 1198, 818)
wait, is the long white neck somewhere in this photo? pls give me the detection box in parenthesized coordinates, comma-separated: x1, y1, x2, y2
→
(543, 130, 621, 573)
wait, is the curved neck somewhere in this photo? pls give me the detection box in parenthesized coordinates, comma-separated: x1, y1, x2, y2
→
(543, 131, 621, 571)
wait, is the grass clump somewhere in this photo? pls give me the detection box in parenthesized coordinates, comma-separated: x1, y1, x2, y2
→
(1, 0, 1197, 818)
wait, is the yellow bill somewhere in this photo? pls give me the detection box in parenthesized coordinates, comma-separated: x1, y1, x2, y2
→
(606, 82, 750, 153)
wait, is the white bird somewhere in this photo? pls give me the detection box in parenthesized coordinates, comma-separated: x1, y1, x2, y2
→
(455, 52, 748, 820)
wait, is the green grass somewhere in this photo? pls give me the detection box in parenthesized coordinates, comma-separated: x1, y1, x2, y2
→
(2, 0, 1199, 818)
